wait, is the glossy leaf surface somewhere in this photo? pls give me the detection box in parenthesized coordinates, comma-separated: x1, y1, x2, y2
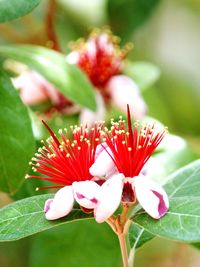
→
(133, 160, 200, 242)
(0, 45, 96, 111)
(0, 70, 35, 194)
(0, 194, 92, 241)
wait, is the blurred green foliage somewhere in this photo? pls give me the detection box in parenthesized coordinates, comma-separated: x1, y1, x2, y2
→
(107, 0, 160, 42)
(0, 0, 41, 23)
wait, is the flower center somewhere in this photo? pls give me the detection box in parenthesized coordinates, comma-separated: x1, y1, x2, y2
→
(122, 181, 136, 203)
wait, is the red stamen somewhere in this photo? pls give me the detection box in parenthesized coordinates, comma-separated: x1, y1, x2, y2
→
(103, 107, 167, 177)
(71, 30, 130, 88)
(29, 122, 103, 187)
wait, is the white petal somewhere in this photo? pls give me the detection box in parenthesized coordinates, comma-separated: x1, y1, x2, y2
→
(91, 142, 118, 178)
(86, 39, 97, 60)
(94, 174, 124, 223)
(80, 91, 105, 129)
(66, 51, 80, 64)
(106, 75, 147, 119)
(99, 33, 109, 49)
(133, 176, 169, 219)
(12, 71, 49, 105)
(94, 142, 107, 160)
(72, 180, 100, 209)
(89, 145, 115, 177)
(105, 166, 119, 179)
(44, 186, 74, 220)
(140, 158, 158, 178)
(30, 72, 62, 106)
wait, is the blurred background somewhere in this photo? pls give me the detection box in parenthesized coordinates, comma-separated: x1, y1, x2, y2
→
(0, 0, 200, 266)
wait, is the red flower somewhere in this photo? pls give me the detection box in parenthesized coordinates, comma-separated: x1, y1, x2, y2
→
(104, 108, 166, 177)
(67, 29, 129, 88)
(90, 106, 166, 178)
(90, 106, 169, 220)
(67, 30, 147, 123)
(27, 121, 112, 221)
(28, 120, 103, 187)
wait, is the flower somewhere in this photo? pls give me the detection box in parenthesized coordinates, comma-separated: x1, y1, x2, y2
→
(27, 120, 109, 221)
(28, 106, 169, 224)
(12, 70, 78, 114)
(67, 29, 147, 122)
(67, 30, 125, 88)
(90, 106, 169, 221)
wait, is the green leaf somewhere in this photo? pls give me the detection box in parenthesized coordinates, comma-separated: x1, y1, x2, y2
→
(0, 0, 40, 23)
(124, 61, 161, 91)
(129, 223, 154, 250)
(0, 194, 93, 241)
(0, 45, 97, 111)
(128, 134, 196, 250)
(133, 159, 200, 242)
(29, 221, 121, 267)
(0, 70, 35, 194)
(107, 0, 160, 41)
(191, 242, 200, 250)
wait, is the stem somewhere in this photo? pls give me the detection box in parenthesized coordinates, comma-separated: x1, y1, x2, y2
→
(45, 0, 61, 52)
(128, 248, 135, 267)
(118, 233, 129, 267)
(128, 227, 144, 267)
(106, 205, 134, 267)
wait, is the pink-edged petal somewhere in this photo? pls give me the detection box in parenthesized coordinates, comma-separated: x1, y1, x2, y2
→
(12, 71, 49, 105)
(106, 75, 147, 119)
(94, 173, 124, 223)
(80, 91, 105, 129)
(72, 180, 101, 209)
(89, 145, 115, 177)
(44, 186, 74, 220)
(133, 176, 169, 219)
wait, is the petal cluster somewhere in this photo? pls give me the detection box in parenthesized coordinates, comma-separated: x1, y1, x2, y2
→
(44, 174, 124, 223)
